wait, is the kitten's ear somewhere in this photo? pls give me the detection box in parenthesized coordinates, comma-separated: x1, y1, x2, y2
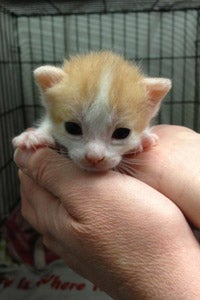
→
(34, 66, 66, 91)
(143, 77, 172, 117)
(143, 77, 171, 103)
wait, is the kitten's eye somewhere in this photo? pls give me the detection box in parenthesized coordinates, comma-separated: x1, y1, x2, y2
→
(65, 122, 82, 135)
(112, 128, 130, 140)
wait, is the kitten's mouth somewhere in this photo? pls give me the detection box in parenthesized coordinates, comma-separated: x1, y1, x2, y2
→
(79, 158, 120, 172)
(55, 143, 120, 172)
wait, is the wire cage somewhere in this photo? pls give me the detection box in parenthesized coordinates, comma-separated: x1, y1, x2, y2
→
(0, 0, 200, 223)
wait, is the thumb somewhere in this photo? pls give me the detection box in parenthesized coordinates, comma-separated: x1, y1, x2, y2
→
(13, 147, 87, 199)
(13, 147, 121, 219)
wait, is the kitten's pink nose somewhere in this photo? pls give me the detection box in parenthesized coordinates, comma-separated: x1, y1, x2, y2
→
(85, 154, 105, 165)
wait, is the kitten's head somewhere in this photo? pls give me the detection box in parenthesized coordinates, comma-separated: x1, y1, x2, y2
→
(34, 52, 171, 171)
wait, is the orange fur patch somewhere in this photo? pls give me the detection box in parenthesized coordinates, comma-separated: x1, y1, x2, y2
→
(44, 52, 149, 132)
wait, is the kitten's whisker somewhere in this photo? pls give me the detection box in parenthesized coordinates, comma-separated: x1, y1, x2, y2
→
(116, 166, 126, 175)
(119, 161, 135, 173)
(122, 161, 146, 166)
(119, 158, 149, 177)
(122, 156, 150, 163)
(121, 158, 148, 166)
(119, 164, 137, 177)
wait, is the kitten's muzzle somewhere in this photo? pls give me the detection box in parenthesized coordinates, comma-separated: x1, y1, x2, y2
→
(85, 154, 105, 166)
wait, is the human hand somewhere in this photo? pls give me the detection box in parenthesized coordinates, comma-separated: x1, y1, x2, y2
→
(131, 125, 200, 229)
(14, 147, 200, 299)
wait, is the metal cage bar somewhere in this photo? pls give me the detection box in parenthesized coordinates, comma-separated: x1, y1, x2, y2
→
(0, 4, 200, 222)
(0, 7, 25, 222)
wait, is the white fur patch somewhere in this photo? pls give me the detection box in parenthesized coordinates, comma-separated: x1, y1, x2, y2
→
(84, 67, 113, 136)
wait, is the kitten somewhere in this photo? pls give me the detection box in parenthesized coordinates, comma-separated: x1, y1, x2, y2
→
(12, 51, 171, 172)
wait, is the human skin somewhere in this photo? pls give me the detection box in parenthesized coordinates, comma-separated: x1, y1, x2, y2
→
(14, 125, 200, 299)
(134, 125, 200, 229)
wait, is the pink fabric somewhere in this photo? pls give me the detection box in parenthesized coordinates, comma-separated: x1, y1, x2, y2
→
(2, 206, 59, 267)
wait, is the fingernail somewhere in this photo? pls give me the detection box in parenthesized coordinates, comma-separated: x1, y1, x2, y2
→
(14, 148, 33, 169)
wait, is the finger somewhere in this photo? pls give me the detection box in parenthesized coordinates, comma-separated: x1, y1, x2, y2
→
(14, 147, 99, 196)
(14, 147, 123, 215)
(43, 235, 81, 267)
(19, 170, 73, 236)
(19, 170, 40, 230)
(152, 124, 196, 137)
(19, 171, 92, 260)
(20, 189, 38, 230)
(43, 235, 96, 283)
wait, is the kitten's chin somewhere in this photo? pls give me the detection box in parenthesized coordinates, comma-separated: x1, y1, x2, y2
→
(83, 166, 108, 172)
(75, 160, 120, 172)
(78, 164, 112, 172)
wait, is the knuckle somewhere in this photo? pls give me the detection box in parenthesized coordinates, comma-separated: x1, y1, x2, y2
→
(34, 158, 49, 184)
(70, 221, 92, 247)
(27, 149, 51, 185)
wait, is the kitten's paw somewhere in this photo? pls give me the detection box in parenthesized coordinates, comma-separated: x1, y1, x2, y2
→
(12, 129, 55, 149)
(141, 132, 158, 150)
